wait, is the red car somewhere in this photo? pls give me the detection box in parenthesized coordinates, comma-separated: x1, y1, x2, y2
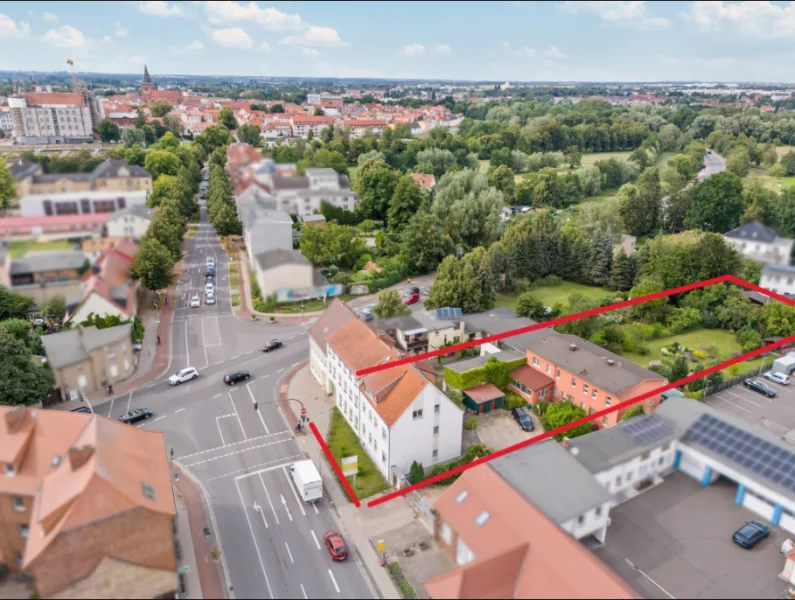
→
(403, 292, 420, 305)
(323, 531, 349, 561)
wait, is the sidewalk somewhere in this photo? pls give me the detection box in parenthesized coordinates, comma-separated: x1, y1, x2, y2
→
(173, 483, 202, 599)
(282, 363, 401, 600)
(173, 464, 228, 600)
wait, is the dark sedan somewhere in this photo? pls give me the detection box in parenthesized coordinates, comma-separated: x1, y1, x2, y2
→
(744, 378, 777, 398)
(263, 339, 283, 352)
(224, 370, 251, 385)
(732, 521, 770, 549)
(512, 407, 534, 432)
(119, 408, 153, 425)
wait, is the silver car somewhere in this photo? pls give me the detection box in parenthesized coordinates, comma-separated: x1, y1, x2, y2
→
(764, 371, 791, 386)
(206, 294, 216, 305)
(361, 306, 373, 321)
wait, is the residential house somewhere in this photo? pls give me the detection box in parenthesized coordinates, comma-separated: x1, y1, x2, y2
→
(105, 204, 156, 239)
(67, 238, 139, 325)
(0, 250, 86, 305)
(323, 318, 464, 480)
(81, 236, 123, 263)
(309, 299, 358, 395)
(508, 363, 554, 405)
(425, 444, 637, 599)
(290, 115, 337, 138)
(373, 309, 466, 356)
(760, 263, 795, 297)
(0, 105, 13, 131)
(0, 405, 178, 598)
(269, 168, 358, 216)
(300, 214, 326, 227)
(19, 190, 149, 219)
(238, 207, 293, 266)
(9, 158, 151, 199)
(253, 248, 322, 301)
(0, 214, 109, 242)
(41, 324, 134, 401)
(410, 172, 436, 190)
(343, 119, 388, 138)
(724, 221, 793, 266)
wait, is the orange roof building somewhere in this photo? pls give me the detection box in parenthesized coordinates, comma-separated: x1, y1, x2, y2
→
(0, 405, 177, 598)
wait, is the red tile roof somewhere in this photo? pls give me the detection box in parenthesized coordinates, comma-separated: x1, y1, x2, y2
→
(0, 214, 109, 232)
(464, 383, 504, 404)
(24, 92, 84, 106)
(344, 119, 388, 127)
(509, 364, 554, 391)
(410, 173, 436, 189)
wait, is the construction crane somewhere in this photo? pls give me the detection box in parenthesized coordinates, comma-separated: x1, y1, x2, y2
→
(67, 59, 78, 93)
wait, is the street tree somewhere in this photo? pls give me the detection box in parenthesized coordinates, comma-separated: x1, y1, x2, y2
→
(130, 238, 175, 292)
(373, 289, 411, 319)
(515, 292, 546, 320)
(425, 256, 463, 309)
(97, 119, 120, 142)
(0, 330, 52, 407)
(144, 150, 182, 180)
(388, 174, 426, 232)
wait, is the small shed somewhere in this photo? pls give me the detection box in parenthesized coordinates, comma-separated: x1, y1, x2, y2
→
(463, 383, 504, 414)
(773, 352, 795, 376)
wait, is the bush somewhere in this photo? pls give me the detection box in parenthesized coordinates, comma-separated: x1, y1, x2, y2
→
(512, 278, 531, 294)
(387, 563, 417, 599)
(253, 299, 269, 312)
(504, 392, 527, 410)
(444, 356, 526, 391)
(427, 444, 492, 485)
(408, 460, 425, 484)
(693, 350, 707, 359)
(536, 274, 562, 287)
(465, 417, 478, 431)
(447, 388, 465, 408)
(532, 401, 551, 417)
(620, 405, 645, 421)
(684, 390, 705, 400)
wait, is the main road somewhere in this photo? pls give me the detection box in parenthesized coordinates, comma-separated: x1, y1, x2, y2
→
(91, 193, 375, 599)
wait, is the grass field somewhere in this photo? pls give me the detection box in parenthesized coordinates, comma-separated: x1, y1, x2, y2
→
(9, 239, 76, 258)
(747, 168, 795, 191)
(619, 328, 764, 374)
(496, 281, 614, 313)
(775, 145, 795, 158)
(326, 408, 389, 500)
(275, 294, 356, 313)
(348, 165, 358, 186)
(580, 151, 633, 166)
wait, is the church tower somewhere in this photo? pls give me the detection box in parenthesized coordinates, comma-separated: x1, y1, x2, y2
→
(140, 65, 155, 100)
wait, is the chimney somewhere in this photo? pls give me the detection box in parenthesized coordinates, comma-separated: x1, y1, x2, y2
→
(68, 445, 95, 470)
(569, 343, 578, 351)
(4, 405, 27, 433)
(561, 437, 571, 448)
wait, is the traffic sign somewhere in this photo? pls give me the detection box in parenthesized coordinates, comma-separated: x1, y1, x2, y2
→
(377, 540, 385, 552)
(301, 407, 307, 415)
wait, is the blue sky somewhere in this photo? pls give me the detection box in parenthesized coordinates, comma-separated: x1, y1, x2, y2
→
(1, 1, 795, 82)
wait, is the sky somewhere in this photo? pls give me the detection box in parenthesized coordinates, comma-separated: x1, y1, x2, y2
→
(2, 1, 795, 82)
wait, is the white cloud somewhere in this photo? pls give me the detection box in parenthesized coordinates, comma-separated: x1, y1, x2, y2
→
(542, 45, 567, 59)
(435, 44, 452, 54)
(0, 14, 31, 39)
(133, 1, 186, 18)
(401, 43, 426, 57)
(688, 1, 795, 38)
(204, 1, 304, 31)
(114, 21, 129, 37)
(300, 47, 320, 57)
(41, 25, 91, 49)
(311, 60, 380, 79)
(41, 12, 59, 23)
(259, 41, 271, 52)
(173, 40, 204, 55)
(558, 1, 670, 28)
(209, 26, 253, 48)
(503, 41, 537, 58)
(278, 26, 348, 47)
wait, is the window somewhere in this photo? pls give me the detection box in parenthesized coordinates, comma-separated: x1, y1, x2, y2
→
(577, 515, 585, 525)
(432, 449, 439, 459)
(583, 384, 589, 394)
(382, 427, 387, 440)
(412, 409, 423, 420)
(641, 452, 650, 461)
(605, 396, 612, 407)
(532, 356, 540, 367)
(546, 364, 551, 374)
(107, 346, 116, 359)
(589, 408, 595, 416)
(475, 511, 490, 527)
(4, 463, 14, 476)
(441, 522, 452, 545)
(455, 490, 469, 504)
(571, 378, 577, 388)
(434, 404, 440, 414)
(595, 506, 602, 518)
(433, 426, 439, 435)
(601, 415, 607, 426)
(556, 369, 560, 379)
(615, 475, 622, 486)
(142, 483, 156, 500)
(18, 524, 28, 539)
(592, 389, 597, 399)
(381, 451, 386, 463)
(12, 496, 24, 512)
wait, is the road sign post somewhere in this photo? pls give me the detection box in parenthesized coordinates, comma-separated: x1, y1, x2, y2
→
(342, 455, 358, 494)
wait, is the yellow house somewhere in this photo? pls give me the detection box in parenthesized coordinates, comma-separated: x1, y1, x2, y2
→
(8, 158, 151, 197)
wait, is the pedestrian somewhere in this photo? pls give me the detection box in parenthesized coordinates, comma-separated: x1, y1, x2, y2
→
(107, 385, 113, 396)
(157, 335, 161, 345)
(254, 401, 258, 411)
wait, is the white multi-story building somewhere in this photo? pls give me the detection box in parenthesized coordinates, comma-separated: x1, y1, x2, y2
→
(344, 119, 388, 138)
(290, 115, 337, 138)
(724, 221, 793, 266)
(760, 263, 795, 297)
(0, 106, 13, 131)
(310, 307, 464, 481)
(105, 205, 156, 240)
(8, 92, 95, 144)
(19, 190, 148, 218)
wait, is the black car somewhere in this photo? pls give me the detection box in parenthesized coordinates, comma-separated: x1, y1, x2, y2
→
(70, 406, 91, 414)
(744, 378, 777, 398)
(263, 339, 283, 352)
(512, 407, 534, 431)
(224, 370, 251, 385)
(119, 408, 153, 425)
(409, 286, 420, 295)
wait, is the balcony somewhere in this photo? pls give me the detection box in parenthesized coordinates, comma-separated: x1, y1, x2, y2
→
(403, 335, 429, 352)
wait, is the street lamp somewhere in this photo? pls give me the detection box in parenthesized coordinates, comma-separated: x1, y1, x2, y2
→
(758, 355, 770, 376)
(301, 302, 305, 324)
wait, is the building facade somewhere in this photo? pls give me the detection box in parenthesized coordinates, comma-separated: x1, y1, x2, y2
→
(8, 92, 94, 144)
(724, 221, 794, 266)
(105, 205, 155, 239)
(19, 190, 148, 218)
(760, 263, 795, 297)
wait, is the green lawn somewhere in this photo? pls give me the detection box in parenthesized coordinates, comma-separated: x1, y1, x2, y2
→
(619, 328, 764, 375)
(9, 239, 76, 258)
(348, 165, 358, 187)
(326, 408, 389, 500)
(228, 262, 239, 296)
(496, 282, 614, 313)
(746, 168, 795, 191)
(275, 294, 356, 314)
(580, 151, 632, 167)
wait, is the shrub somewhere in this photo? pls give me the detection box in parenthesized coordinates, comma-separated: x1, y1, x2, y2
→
(504, 392, 527, 410)
(512, 278, 531, 294)
(408, 460, 425, 484)
(705, 345, 720, 359)
(684, 390, 705, 400)
(427, 444, 492, 485)
(536, 274, 562, 287)
(620, 405, 646, 421)
(446, 388, 465, 408)
(693, 350, 707, 359)
(444, 356, 525, 390)
(465, 417, 478, 431)
(532, 401, 551, 417)
(253, 299, 269, 312)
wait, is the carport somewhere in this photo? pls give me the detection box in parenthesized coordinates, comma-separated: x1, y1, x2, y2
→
(463, 383, 504, 414)
(773, 352, 795, 376)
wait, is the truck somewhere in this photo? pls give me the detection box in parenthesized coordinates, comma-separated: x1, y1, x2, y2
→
(290, 460, 323, 503)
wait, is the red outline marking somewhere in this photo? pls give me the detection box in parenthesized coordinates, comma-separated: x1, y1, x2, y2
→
(309, 421, 361, 508)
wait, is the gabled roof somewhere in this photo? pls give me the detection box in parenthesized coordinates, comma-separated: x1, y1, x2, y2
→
(92, 158, 151, 180)
(7, 157, 41, 180)
(41, 324, 131, 369)
(308, 298, 356, 348)
(107, 204, 156, 222)
(9, 250, 86, 275)
(410, 172, 436, 189)
(724, 221, 779, 243)
(254, 248, 311, 271)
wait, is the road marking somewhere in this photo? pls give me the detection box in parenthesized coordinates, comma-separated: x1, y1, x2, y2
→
(247, 383, 269, 434)
(300, 584, 307, 599)
(230, 391, 248, 440)
(226, 455, 303, 482)
(260, 473, 280, 525)
(277, 368, 285, 373)
(718, 397, 751, 413)
(328, 569, 340, 594)
(216, 417, 226, 446)
(313, 502, 319, 515)
(212, 393, 222, 399)
(234, 479, 274, 599)
(310, 529, 321, 550)
(254, 502, 268, 529)
(126, 391, 133, 412)
(280, 494, 293, 522)
(725, 389, 760, 405)
(107, 395, 115, 418)
(231, 355, 240, 360)
(175, 408, 185, 414)
(285, 542, 294, 563)
(282, 466, 307, 516)
(200, 318, 210, 367)
(183, 437, 292, 467)
(184, 319, 190, 369)
(154, 416, 166, 421)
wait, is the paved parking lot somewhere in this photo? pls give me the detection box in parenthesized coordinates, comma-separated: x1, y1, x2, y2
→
(706, 378, 795, 436)
(473, 409, 543, 451)
(594, 473, 789, 599)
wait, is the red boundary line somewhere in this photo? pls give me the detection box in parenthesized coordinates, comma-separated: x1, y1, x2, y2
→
(348, 275, 794, 508)
(309, 421, 361, 508)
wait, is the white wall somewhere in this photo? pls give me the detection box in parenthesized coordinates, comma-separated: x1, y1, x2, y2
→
(106, 215, 150, 239)
(761, 270, 795, 295)
(68, 292, 128, 324)
(560, 501, 611, 542)
(593, 442, 676, 497)
(255, 262, 314, 298)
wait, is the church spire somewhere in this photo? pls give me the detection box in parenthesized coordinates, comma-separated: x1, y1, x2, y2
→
(143, 65, 152, 84)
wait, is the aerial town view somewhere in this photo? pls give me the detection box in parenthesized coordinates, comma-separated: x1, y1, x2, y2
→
(2, 1, 795, 599)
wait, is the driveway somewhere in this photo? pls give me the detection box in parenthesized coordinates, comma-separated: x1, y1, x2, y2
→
(346, 273, 436, 315)
(473, 409, 542, 451)
(706, 378, 795, 436)
(594, 473, 789, 599)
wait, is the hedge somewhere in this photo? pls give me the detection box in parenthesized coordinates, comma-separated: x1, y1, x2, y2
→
(444, 356, 527, 391)
(426, 444, 492, 486)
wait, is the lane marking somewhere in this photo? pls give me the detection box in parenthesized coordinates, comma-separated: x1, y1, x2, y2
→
(184, 319, 190, 369)
(310, 529, 321, 550)
(260, 473, 280, 526)
(301, 584, 307, 599)
(216, 417, 226, 446)
(725, 390, 761, 406)
(107, 395, 115, 418)
(254, 502, 268, 529)
(718, 397, 751, 413)
(200, 317, 210, 367)
(126, 391, 133, 412)
(285, 542, 294, 564)
(182, 437, 292, 468)
(226, 455, 304, 482)
(212, 393, 222, 399)
(328, 569, 340, 594)
(247, 383, 270, 434)
(154, 415, 166, 421)
(175, 408, 185, 413)
(234, 479, 274, 599)
(175, 431, 284, 459)
(282, 465, 307, 517)
(280, 493, 293, 522)
(230, 391, 248, 440)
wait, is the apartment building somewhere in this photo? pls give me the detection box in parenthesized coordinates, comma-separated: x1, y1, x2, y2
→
(290, 115, 337, 138)
(0, 405, 178, 598)
(8, 92, 94, 144)
(0, 250, 86, 305)
(0, 106, 12, 131)
(760, 263, 795, 297)
(19, 190, 148, 219)
(314, 316, 463, 480)
(724, 221, 793, 266)
(344, 119, 388, 138)
(373, 309, 466, 356)
(269, 168, 358, 216)
(105, 204, 155, 239)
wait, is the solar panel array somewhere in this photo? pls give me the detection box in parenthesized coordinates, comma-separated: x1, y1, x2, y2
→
(435, 307, 463, 319)
(682, 413, 795, 493)
(619, 416, 673, 446)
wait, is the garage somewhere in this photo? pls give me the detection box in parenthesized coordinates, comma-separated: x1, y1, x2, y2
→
(742, 489, 775, 522)
(773, 352, 795, 376)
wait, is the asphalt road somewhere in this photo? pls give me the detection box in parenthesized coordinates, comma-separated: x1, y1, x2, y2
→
(697, 150, 726, 181)
(91, 193, 375, 600)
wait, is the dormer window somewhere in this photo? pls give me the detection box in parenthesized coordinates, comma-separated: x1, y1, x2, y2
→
(475, 511, 491, 527)
(455, 490, 469, 504)
(5, 463, 15, 476)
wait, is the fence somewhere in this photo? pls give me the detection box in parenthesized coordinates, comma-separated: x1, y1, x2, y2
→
(392, 466, 434, 521)
(703, 359, 774, 398)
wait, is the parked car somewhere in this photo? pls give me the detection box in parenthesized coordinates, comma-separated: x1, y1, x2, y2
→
(70, 406, 91, 414)
(190, 295, 201, 308)
(206, 256, 215, 267)
(206, 264, 215, 277)
(169, 367, 199, 385)
(206, 294, 216, 305)
(744, 378, 777, 398)
(205, 283, 214, 296)
(119, 408, 153, 425)
(512, 407, 534, 431)
(764, 371, 791, 386)
(323, 531, 349, 561)
(403, 292, 420, 305)
(409, 286, 420, 295)
(263, 339, 283, 352)
(360, 307, 373, 321)
(732, 521, 770, 549)
(224, 370, 250, 385)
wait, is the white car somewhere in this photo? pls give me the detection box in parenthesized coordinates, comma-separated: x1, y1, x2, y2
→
(205, 283, 214, 296)
(169, 367, 199, 385)
(206, 256, 215, 267)
(764, 371, 791, 386)
(206, 294, 216, 305)
(190, 295, 201, 308)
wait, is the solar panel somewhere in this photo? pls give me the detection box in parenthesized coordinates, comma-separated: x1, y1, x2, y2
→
(683, 413, 795, 492)
(435, 307, 463, 320)
(618, 415, 673, 446)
